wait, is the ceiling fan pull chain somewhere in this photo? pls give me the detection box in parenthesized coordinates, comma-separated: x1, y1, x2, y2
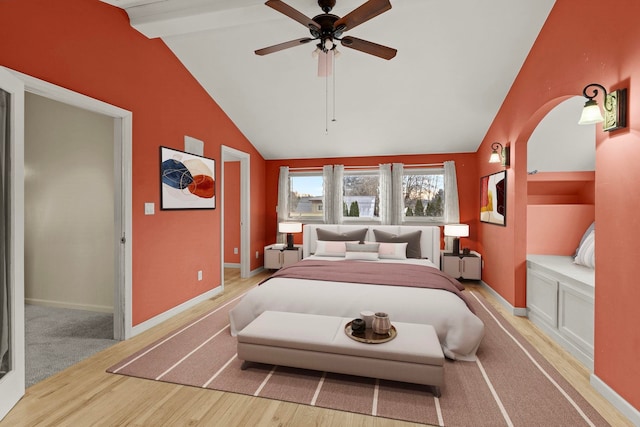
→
(325, 54, 329, 135)
(332, 49, 337, 123)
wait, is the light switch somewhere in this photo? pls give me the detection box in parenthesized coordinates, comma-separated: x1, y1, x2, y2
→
(144, 203, 155, 215)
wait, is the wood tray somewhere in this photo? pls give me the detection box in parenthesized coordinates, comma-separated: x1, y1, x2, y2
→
(344, 321, 397, 344)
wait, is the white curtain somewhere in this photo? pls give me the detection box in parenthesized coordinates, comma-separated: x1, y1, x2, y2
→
(332, 165, 344, 224)
(0, 89, 9, 374)
(443, 160, 460, 251)
(322, 165, 333, 223)
(276, 166, 289, 244)
(391, 163, 404, 225)
(378, 163, 392, 224)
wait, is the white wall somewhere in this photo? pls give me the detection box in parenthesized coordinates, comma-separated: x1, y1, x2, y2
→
(527, 96, 595, 172)
(24, 93, 114, 312)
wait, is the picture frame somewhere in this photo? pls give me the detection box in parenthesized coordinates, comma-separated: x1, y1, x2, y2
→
(160, 146, 216, 210)
(480, 170, 506, 226)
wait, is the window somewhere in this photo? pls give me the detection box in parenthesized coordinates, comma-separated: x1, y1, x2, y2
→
(288, 172, 323, 220)
(343, 170, 380, 219)
(402, 169, 444, 221)
(285, 165, 448, 224)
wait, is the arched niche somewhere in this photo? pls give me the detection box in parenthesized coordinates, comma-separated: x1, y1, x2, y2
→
(527, 96, 595, 172)
(525, 96, 596, 256)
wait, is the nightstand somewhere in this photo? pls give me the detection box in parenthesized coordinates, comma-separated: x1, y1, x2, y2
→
(440, 250, 482, 280)
(264, 244, 302, 269)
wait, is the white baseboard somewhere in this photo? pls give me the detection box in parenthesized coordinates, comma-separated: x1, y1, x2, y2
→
(131, 285, 223, 337)
(591, 374, 640, 426)
(249, 266, 265, 277)
(224, 263, 240, 269)
(25, 298, 113, 313)
(479, 281, 527, 316)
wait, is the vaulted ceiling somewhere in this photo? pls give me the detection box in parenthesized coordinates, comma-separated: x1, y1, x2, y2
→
(102, 0, 556, 159)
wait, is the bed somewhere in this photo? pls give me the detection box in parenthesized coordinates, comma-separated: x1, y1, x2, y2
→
(229, 225, 485, 361)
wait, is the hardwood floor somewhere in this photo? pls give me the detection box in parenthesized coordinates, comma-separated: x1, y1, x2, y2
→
(1, 270, 632, 426)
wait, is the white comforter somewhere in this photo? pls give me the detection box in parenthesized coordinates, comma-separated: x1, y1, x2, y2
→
(229, 257, 485, 361)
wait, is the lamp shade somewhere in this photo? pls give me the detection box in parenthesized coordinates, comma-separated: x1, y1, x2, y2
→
(578, 100, 604, 125)
(278, 222, 302, 233)
(444, 224, 469, 238)
(488, 150, 501, 163)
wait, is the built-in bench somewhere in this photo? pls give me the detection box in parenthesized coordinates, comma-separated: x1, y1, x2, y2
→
(526, 254, 594, 370)
(237, 311, 444, 396)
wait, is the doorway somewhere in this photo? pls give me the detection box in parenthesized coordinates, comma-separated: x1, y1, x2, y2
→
(220, 146, 250, 285)
(16, 70, 132, 341)
(24, 92, 119, 386)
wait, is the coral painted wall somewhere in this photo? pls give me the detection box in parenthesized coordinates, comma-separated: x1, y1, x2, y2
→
(265, 153, 479, 249)
(224, 162, 241, 264)
(0, 0, 267, 325)
(479, 0, 640, 411)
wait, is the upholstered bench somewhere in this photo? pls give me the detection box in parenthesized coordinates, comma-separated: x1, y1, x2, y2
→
(236, 311, 444, 396)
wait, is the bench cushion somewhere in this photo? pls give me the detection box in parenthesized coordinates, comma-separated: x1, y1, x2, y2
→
(237, 311, 443, 366)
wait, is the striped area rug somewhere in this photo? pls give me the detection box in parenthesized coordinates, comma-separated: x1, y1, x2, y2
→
(107, 291, 609, 426)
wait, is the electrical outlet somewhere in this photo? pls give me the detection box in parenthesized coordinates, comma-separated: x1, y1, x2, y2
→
(234, 247, 238, 254)
(256, 251, 259, 259)
(198, 270, 203, 281)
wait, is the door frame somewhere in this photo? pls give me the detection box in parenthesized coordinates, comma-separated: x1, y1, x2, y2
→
(0, 66, 26, 422)
(6, 68, 133, 340)
(220, 146, 250, 281)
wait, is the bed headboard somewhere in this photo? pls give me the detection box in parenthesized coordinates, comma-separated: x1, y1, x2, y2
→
(302, 224, 441, 266)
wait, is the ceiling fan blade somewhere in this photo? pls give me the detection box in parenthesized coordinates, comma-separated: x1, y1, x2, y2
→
(340, 36, 396, 60)
(334, 0, 392, 32)
(255, 38, 315, 56)
(265, 0, 321, 30)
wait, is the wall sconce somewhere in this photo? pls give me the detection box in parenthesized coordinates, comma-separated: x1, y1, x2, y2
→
(578, 83, 627, 131)
(488, 142, 510, 167)
(278, 222, 302, 250)
(444, 224, 469, 256)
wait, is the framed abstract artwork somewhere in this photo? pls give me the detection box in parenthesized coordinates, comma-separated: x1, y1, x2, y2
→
(160, 146, 215, 210)
(480, 170, 506, 226)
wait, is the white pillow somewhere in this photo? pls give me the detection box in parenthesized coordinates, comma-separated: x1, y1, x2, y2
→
(345, 251, 380, 261)
(574, 230, 595, 268)
(315, 240, 356, 257)
(377, 242, 408, 260)
(345, 242, 380, 261)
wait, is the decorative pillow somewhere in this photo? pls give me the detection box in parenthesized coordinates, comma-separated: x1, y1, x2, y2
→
(345, 242, 380, 261)
(315, 240, 350, 257)
(373, 229, 422, 259)
(375, 242, 408, 260)
(573, 221, 595, 259)
(316, 228, 368, 244)
(574, 230, 595, 268)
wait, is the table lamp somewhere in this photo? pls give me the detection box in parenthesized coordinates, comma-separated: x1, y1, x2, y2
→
(278, 222, 302, 250)
(444, 224, 469, 256)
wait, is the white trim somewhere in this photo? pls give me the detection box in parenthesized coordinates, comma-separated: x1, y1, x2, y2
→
(590, 374, 640, 426)
(131, 286, 223, 336)
(6, 67, 133, 340)
(480, 281, 528, 316)
(249, 266, 265, 278)
(223, 263, 241, 269)
(0, 66, 26, 421)
(24, 299, 113, 314)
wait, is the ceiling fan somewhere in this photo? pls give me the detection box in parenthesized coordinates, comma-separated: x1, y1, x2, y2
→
(255, 0, 397, 60)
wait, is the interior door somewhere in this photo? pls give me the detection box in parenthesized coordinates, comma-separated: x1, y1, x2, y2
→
(0, 67, 26, 420)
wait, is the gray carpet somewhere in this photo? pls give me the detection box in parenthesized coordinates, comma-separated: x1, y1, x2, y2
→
(25, 304, 117, 387)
